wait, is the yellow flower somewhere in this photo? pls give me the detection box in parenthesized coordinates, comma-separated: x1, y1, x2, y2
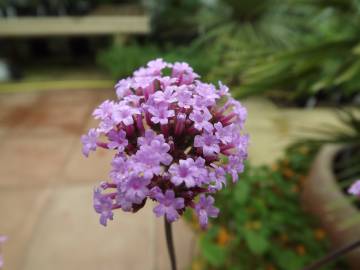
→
(298, 146, 309, 155)
(191, 259, 204, 270)
(271, 163, 279, 172)
(251, 220, 262, 230)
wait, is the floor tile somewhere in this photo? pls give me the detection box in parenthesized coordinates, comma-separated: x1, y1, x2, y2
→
(0, 136, 74, 188)
(61, 141, 114, 185)
(0, 188, 52, 270)
(22, 185, 155, 270)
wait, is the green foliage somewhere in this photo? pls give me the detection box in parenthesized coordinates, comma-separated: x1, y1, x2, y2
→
(146, 0, 202, 42)
(194, 0, 360, 103)
(199, 227, 226, 267)
(192, 145, 338, 270)
(97, 43, 160, 79)
(97, 42, 217, 80)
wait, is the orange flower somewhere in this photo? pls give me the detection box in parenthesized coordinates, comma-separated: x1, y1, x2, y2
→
(291, 185, 300, 193)
(283, 168, 295, 178)
(296, 244, 306, 255)
(314, 229, 326, 240)
(271, 163, 279, 172)
(266, 264, 276, 270)
(217, 227, 231, 246)
(280, 233, 289, 243)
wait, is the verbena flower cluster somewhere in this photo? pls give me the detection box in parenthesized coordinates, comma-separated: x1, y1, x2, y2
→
(82, 59, 249, 228)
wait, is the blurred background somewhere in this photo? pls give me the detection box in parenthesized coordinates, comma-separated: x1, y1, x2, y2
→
(0, 0, 359, 269)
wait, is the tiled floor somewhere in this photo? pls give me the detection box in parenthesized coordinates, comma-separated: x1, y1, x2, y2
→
(0, 89, 340, 270)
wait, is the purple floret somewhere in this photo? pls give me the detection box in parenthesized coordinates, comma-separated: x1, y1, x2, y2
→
(195, 194, 219, 229)
(81, 128, 98, 157)
(153, 190, 185, 222)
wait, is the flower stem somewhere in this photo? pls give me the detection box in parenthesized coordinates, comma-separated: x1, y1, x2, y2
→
(302, 239, 360, 270)
(164, 218, 177, 270)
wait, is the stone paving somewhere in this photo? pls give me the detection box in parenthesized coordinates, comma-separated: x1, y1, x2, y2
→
(0, 89, 340, 270)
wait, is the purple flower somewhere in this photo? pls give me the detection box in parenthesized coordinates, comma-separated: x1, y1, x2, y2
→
(229, 99, 247, 128)
(209, 165, 226, 192)
(214, 122, 235, 144)
(348, 180, 360, 197)
(97, 117, 116, 134)
(107, 129, 128, 151)
(81, 128, 98, 157)
(121, 174, 151, 204)
(83, 59, 249, 227)
(93, 188, 114, 226)
(133, 148, 163, 177)
(146, 58, 168, 76)
(153, 190, 185, 222)
(172, 62, 199, 84)
(148, 102, 175, 125)
(110, 155, 130, 183)
(152, 87, 177, 103)
(194, 132, 220, 156)
(115, 78, 132, 99)
(175, 85, 193, 108)
(218, 81, 229, 96)
(226, 155, 245, 182)
(93, 100, 115, 120)
(137, 129, 160, 146)
(113, 104, 139, 126)
(194, 82, 219, 107)
(195, 195, 219, 229)
(189, 108, 213, 132)
(169, 158, 198, 187)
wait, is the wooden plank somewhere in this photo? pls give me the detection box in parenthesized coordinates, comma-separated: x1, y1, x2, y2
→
(0, 15, 150, 37)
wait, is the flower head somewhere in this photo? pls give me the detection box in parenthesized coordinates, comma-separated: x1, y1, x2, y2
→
(82, 59, 248, 228)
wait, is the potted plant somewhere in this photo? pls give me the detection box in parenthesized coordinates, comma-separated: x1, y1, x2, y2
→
(187, 145, 338, 270)
(301, 109, 360, 269)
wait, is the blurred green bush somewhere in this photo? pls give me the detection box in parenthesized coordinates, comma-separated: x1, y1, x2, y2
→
(195, 0, 360, 105)
(96, 42, 217, 80)
(187, 145, 341, 270)
(97, 0, 360, 105)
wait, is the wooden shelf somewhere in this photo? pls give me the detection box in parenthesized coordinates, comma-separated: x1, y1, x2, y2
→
(0, 15, 150, 37)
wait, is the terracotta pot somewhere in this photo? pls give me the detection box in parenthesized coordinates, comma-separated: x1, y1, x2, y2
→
(302, 145, 360, 269)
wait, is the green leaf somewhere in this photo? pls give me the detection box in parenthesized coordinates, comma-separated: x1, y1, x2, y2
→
(243, 230, 269, 255)
(273, 249, 305, 270)
(234, 180, 250, 205)
(199, 234, 227, 267)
